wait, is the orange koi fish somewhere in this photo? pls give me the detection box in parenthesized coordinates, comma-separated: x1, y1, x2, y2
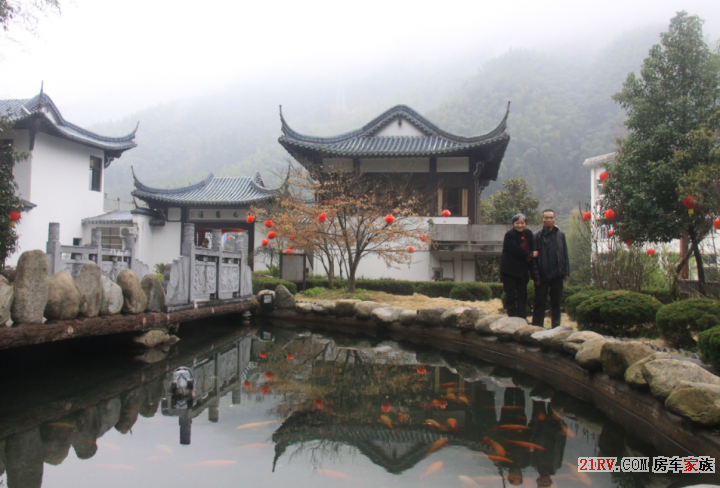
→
(492, 424, 530, 431)
(423, 419, 443, 429)
(504, 440, 546, 452)
(236, 420, 279, 430)
(457, 393, 468, 398)
(191, 460, 237, 467)
(550, 409, 562, 421)
(95, 464, 136, 471)
(398, 413, 410, 423)
(565, 462, 592, 485)
(420, 461, 443, 478)
(458, 475, 482, 488)
(443, 393, 457, 401)
(439, 382, 458, 388)
(315, 469, 355, 482)
(537, 413, 546, 421)
(457, 396, 470, 405)
(426, 437, 449, 456)
(446, 418, 458, 429)
(379, 415, 394, 430)
(481, 436, 506, 457)
(560, 424, 576, 437)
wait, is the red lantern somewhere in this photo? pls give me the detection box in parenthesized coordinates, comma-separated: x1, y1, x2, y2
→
(582, 211, 592, 222)
(318, 213, 327, 223)
(261, 385, 271, 395)
(261, 239, 269, 247)
(599, 170, 609, 182)
(267, 231, 276, 240)
(264, 219, 274, 228)
(381, 402, 392, 413)
(246, 215, 255, 224)
(8, 211, 21, 222)
(407, 246, 415, 253)
(420, 234, 428, 242)
(314, 399, 324, 409)
(714, 218, 720, 230)
(264, 371, 275, 381)
(259, 350, 267, 358)
(384, 214, 395, 224)
(607, 229, 614, 237)
(284, 249, 291, 254)
(441, 209, 451, 218)
(286, 352, 294, 360)
(417, 366, 427, 375)
(604, 209, 615, 220)
(683, 195, 697, 215)
(647, 248, 655, 256)
(289, 235, 296, 241)
(625, 240, 634, 248)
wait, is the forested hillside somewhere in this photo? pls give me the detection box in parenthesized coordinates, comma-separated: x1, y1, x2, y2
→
(96, 26, 662, 218)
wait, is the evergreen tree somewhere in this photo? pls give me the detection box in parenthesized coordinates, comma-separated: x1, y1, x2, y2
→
(480, 177, 541, 225)
(0, 115, 23, 270)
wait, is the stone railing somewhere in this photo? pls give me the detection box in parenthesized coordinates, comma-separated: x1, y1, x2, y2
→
(46, 223, 150, 282)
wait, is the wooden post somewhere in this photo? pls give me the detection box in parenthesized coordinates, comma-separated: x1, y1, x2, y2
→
(46, 223, 62, 275)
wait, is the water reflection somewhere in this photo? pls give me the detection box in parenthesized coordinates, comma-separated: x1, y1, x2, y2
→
(0, 322, 713, 488)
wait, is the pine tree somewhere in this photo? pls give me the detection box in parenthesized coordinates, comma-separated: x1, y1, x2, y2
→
(0, 115, 23, 270)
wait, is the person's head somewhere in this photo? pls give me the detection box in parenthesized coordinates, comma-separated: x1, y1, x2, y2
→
(508, 468, 523, 486)
(202, 238, 210, 248)
(512, 213, 527, 232)
(542, 209, 556, 230)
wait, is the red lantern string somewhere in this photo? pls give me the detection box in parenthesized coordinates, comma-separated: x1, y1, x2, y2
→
(264, 219, 274, 228)
(381, 402, 392, 413)
(8, 211, 20, 222)
(259, 350, 267, 358)
(314, 399, 324, 409)
(286, 352, 294, 360)
(261, 239, 269, 246)
(714, 218, 720, 230)
(318, 213, 327, 223)
(407, 246, 415, 253)
(647, 248, 655, 256)
(420, 234, 428, 242)
(604, 209, 615, 220)
(384, 214, 395, 224)
(289, 235, 296, 241)
(599, 170, 610, 182)
(582, 212, 592, 222)
(607, 229, 614, 237)
(441, 209, 451, 218)
(267, 231, 276, 239)
(417, 366, 427, 375)
(683, 195, 697, 215)
(246, 215, 255, 224)
(261, 385, 271, 395)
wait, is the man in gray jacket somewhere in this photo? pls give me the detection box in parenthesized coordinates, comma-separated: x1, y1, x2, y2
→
(532, 209, 570, 328)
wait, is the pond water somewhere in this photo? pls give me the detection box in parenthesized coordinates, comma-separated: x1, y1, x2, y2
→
(0, 318, 710, 488)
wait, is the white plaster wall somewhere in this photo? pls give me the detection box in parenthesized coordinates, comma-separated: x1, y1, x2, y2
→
(375, 118, 426, 137)
(134, 214, 154, 265)
(7, 130, 32, 200)
(360, 158, 429, 173)
(8, 132, 105, 265)
(437, 157, 469, 172)
(150, 222, 182, 268)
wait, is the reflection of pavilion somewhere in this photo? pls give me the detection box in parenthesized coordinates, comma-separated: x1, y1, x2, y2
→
(161, 335, 252, 444)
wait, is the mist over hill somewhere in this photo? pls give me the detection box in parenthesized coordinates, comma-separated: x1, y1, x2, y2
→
(95, 25, 662, 218)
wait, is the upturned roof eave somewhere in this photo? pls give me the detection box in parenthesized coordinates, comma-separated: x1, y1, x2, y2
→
(131, 191, 276, 207)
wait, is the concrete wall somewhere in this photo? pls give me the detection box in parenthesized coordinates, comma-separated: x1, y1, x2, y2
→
(134, 216, 182, 270)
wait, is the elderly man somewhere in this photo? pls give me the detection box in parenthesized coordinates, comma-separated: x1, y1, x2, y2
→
(532, 209, 570, 328)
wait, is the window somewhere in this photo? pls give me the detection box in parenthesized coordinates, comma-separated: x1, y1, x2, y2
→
(72, 238, 82, 246)
(101, 227, 123, 249)
(89, 156, 102, 192)
(440, 188, 467, 216)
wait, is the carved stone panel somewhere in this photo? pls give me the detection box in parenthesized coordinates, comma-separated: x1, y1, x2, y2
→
(218, 263, 240, 299)
(218, 348, 238, 382)
(166, 257, 190, 305)
(101, 261, 128, 282)
(193, 261, 217, 300)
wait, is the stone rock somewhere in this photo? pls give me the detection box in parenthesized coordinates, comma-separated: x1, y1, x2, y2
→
(417, 307, 448, 327)
(514, 325, 546, 345)
(141, 273, 166, 312)
(399, 309, 417, 325)
(5, 427, 44, 488)
(74, 262, 103, 318)
(665, 381, 720, 426)
(258, 290, 275, 298)
(134, 349, 168, 363)
(601, 342, 656, 378)
(354, 301, 391, 320)
(575, 338, 612, 371)
(295, 302, 314, 314)
(117, 269, 148, 314)
(530, 383, 555, 402)
(441, 306, 487, 328)
(642, 359, 720, 401)
(97, 397, 122, 437)
(474, 314, 503, 334)
(488, 366, 517, 388)
(372, 306, 405, 323)
(44, 271, 81, 320)
(334, 299, 361, 317)
(274, 285, 295, 309)
(0, 274, 7, 285)
(625, 352, 672, 388)
(563, 331, 604, 356)
(11, 249, 49, 324)
(100, 276, 124, 316)
(415, 350, 448, 367)
(549, 328, 577, 352)
(0, 281, 13, 324)
(312, 300, 336, 315)
(132, 329, 171, 348)
(531, 324, 574, 349)
(489, 317, 529, 341)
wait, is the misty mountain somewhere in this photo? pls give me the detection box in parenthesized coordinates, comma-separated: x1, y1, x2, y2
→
(95, 25, 662, 218)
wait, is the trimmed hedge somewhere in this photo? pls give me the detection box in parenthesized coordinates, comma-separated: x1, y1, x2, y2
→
(252, 277, 297, 295)
(565, 290, 609, 320)
(487, 283, 504, 299)
(698, 325, 720, 368)
(656, 298, 718, 348)
(449, 283, 492, 302)
(576, 291, 662, 337)
(302, 278, 496, 301)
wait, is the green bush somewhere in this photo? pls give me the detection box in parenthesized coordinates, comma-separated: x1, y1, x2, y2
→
(252, 277, 297, 295)
(656, 298, 718, 348)
(449, 283, 492, 302)
(414, 281, 456, 298)
(698, 325, 720, 368)
(565, 290, 609, 319)
(487, 283, 504, 299)
(640, 287, 674, 304)
(303, 287, 326, 297)
(576, 291, 662, 337)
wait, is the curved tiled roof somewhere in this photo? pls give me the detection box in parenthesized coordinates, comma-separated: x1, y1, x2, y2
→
(131, 168, 279, 207)
(0, 92, 137, 153)
(82, 210, 134, 225)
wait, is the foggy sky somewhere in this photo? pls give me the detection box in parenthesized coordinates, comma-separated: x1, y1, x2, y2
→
(1, 0, 718, 127)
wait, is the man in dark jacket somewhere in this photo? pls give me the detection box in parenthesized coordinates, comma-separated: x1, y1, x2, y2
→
(532, 209, 570, 328)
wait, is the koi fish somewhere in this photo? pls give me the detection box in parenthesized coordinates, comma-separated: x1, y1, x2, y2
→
(537, 413, 546, 421)
(47, 422, 77, 430)
(474, 454, 513, 463)
(565, 462, 592, 485)
(437, 400, 448, 409)
(443, 393, 457, 401)
(379, 415, 394, 430)
(457, 393, 468, 398)
(236, 420, 280, 430)
(315, 469, 355, 482)
(501, 406, 524, 411)
(446, 418, 458, 429)
(426, 438, 448, 456)
(97, 441, 121, 450)
(504, 440, 546, 452)
(95, 464, 135, 471)
(156, 445, 173, 454)
(458, 475, 482, 488)
(423, 419, 443, 429)
(457, 396, 470, 405)
(398, 413, 410, 423)
(238, 443, 269, 449)
(420, 461, 443, 478)
(439, 382, 458, 388)
(560, 424, 576, 437)
(492, 424, 530, 431)
(191, 460, 237, 467)
(481, 436, 506, 457)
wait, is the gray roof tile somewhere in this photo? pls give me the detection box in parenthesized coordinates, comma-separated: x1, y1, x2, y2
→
(82, 210, 133, 225)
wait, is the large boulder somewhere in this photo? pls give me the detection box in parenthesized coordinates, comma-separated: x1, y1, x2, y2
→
(440, 306, 487, 329)
(514, 325, 546, 345)
(531, 324, 574, 349)
(575, 338, 613, 371)
(371, 307, 405, 323)
(665, 381, 720, 426)
(642, 359, 720, 401)
(74, 263, 103, 318)
(563, 331, 604, 356)
(601, 342, 655, 378)
(312, 300, 336, 315)
(44, 271, 81, 320)
(417, 307, 448, 327)
(550, 328, 577, 352)
(141, 273, 166, 312)
(117, 270, 148, 314)
(295, 302, 314, 314)
(474, 314, 503, 334)
(0, 281, 13, 324)
(132, 329, 171, 348)
(354, 301, 391, 320)
(399, 309, 417, 325)
(274, 285, 295, 309)
(334, 299, 361, 317)
(100, 276, 124, 316)
(11, 250, 49, 324)
(624, 352, 672, 388)
(489, 317, 529, 341)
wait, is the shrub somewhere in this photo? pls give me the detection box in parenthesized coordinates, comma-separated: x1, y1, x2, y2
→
(449, 283, 492, 302)
(640, 287, 674, 305)
(415, 281, 456, 298)
(576, 291, 662, 337)
(698, 325, 720, 368)
(565, 290, 609, 320)
(303, 287, 326, 297)
(355, 279, 415, 295)
(487, 283, 504, 299)
(656, 298, 718, 348)
(252, 277, 297, 295)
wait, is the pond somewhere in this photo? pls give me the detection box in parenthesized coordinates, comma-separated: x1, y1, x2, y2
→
(0, 318, 712, 488)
